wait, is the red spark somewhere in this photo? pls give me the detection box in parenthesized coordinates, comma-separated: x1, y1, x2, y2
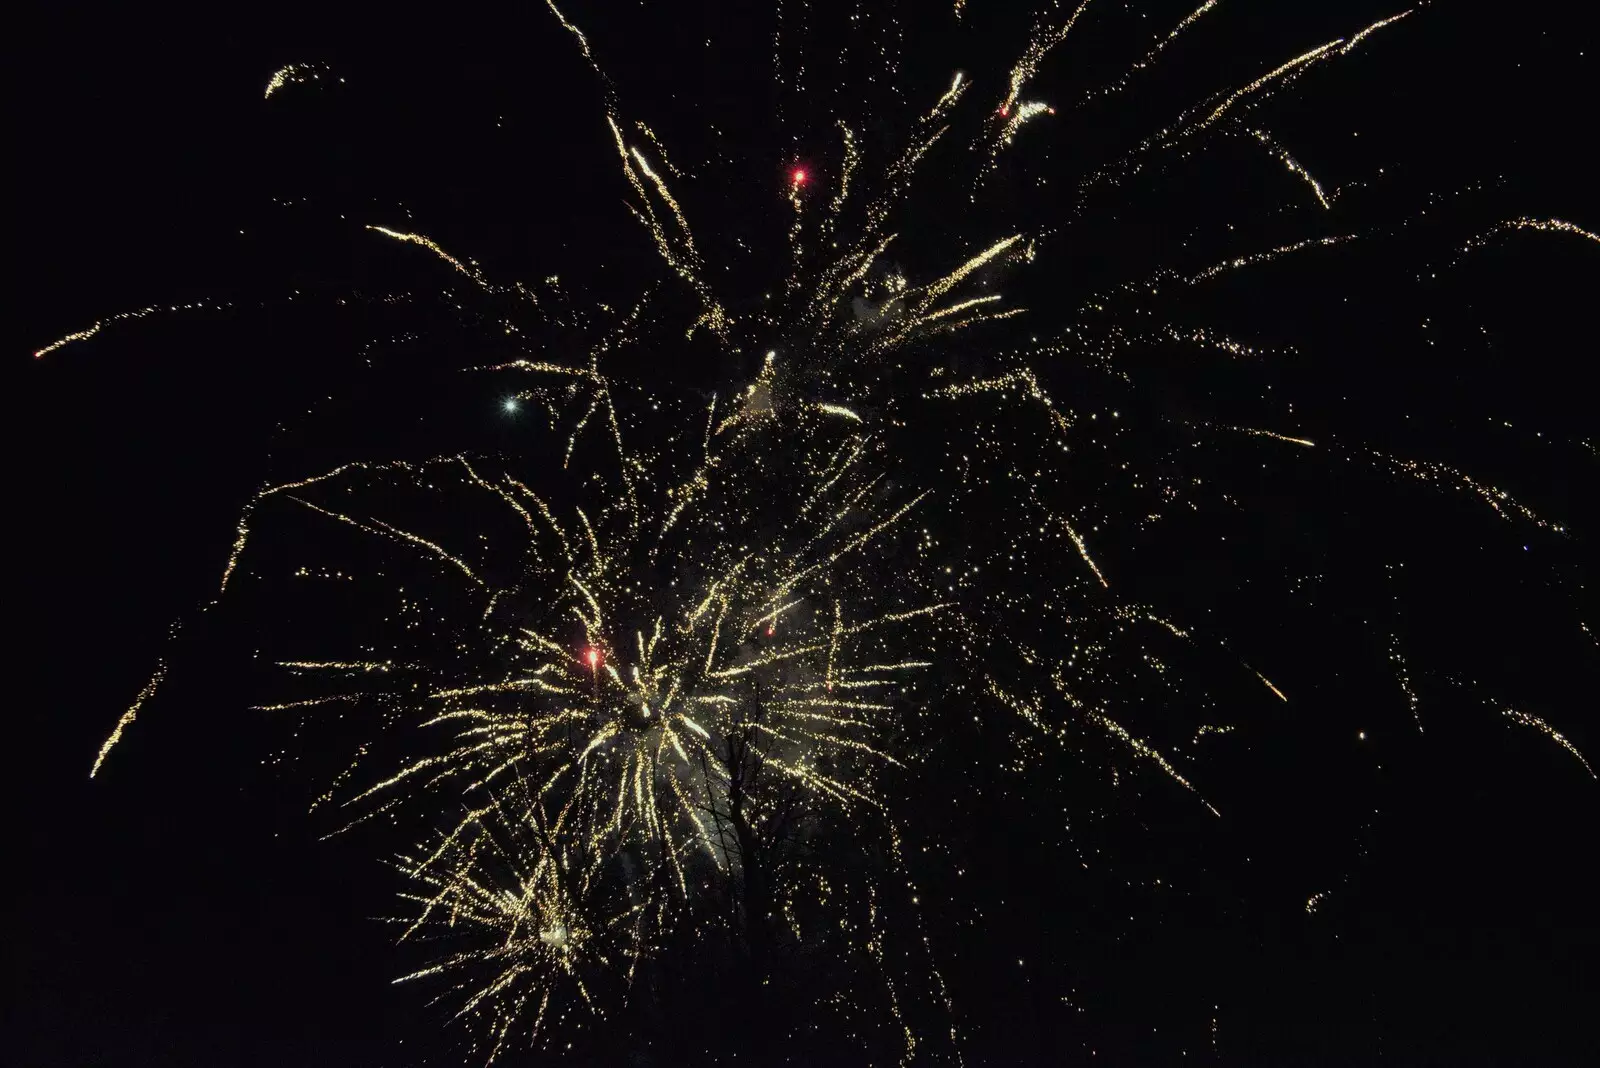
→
(585, 647, 601, 670)
(790, 167, 808, 185)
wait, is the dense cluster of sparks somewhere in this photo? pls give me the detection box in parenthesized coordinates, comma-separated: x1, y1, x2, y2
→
(182, 355, 948, 1057)
(1504, 709, 1596, 780)
(265, 411, 940, 864)
(61, 1, 1594, 1060)
(264, 61, 333, 98)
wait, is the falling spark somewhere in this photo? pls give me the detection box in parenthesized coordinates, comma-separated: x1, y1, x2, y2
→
(368, 225, 488, 285)
(1504, 709, 1595, 779)
(90, 663, 167, 779)
(264, 62, 331, 98)
(1220, 424, 1317, 449)
(1246, 127, 1333, 209)
(1062, 520, 1110, 588)
(34, 300, 235, 359)
(1247, 665, 1289, 703)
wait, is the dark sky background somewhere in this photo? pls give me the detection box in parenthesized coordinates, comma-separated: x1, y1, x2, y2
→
(12, 2, 1597, 1064)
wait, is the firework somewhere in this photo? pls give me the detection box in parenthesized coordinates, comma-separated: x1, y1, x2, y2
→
(53, 1, 1595, 1061)
(391, 800, 657, 1061)
(215, 356, 946, 1049)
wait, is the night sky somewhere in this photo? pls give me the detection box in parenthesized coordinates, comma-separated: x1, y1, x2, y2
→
(14, 2, 1598, 1065)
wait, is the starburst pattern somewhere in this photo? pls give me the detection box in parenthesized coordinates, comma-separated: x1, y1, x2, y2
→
(55, 1, 1594, 1060)
(213, 357, 948, 1052)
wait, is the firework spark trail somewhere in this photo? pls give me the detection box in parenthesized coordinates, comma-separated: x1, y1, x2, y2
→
(1164, 0, 1224, 46)
(1244, 126, 1333, 209)
(1481, 217, 1599, 245)
(33, 286, 430, 361)
(544, 0, 729, 338)
(1061, 7, 1417, 228)
(35, 322, 102, 357)
(84, 466, 448, 770)
(1367, 449, 1568, 533)
(220, 458, 451, 596)
(251, 695, 364, 711)
(1247, 665, 1289, 703)
(1389, 634, 1422, 732)
(998, 0, 1094, 119)
(926, 367, 1073, 434)
(89, 662, 168, 778)
(1062, 519, 1110, 588)
(1201, 39, 1344, 129)
(264, 62, 332, 98)
(985, 677, 1220, 817)
(1188, 234, 1357, 283)
(1074, 0, 1225, 107)
(1085, 708, 1222, 817)
(91, 450, 565, 772)
(1504, 709, 1596, 779)
(368, 226, 490, 285)
(1196, 7, 1419, 131)
(1451, 216, 1600, 266)
(34, 300, 235, 358)
(543, 0, 594, 61)
(1208, 423, 1317, 449)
